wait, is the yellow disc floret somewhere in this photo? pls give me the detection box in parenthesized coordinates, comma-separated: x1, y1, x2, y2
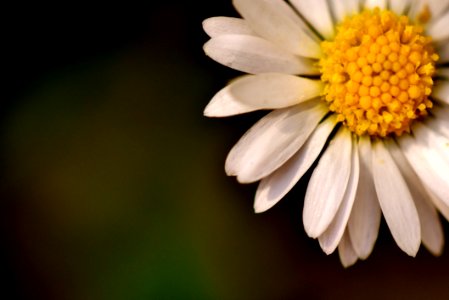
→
(319, 8, 438, 137)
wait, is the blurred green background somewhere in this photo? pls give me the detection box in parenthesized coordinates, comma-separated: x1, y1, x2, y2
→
(2, 2, 449, 299)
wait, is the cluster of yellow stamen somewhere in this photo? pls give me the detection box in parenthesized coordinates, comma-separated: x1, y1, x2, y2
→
(319, 8, 438, 137)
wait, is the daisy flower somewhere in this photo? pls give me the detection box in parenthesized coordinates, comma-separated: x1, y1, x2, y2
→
(203, 0, 449, 267)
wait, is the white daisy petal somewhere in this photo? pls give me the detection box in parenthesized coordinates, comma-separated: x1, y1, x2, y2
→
(426, 111, 449, 139)
(254, 116, 337, 213)
(204, 73, 324, 117)
(343, 0, 361, 14)
(431, 81, 449, 105)
(390, 0, 409, 15)
(329, 1, 349, 23)
(428, 0, 449, 18)
(414, 124, 449, 166)
(225, 100, 328, 183)
(399, 132, 449, 209)
(411, 0, 449, 22)
(427, 12, 449, 42)
(364, 0, 387, 10)
(427, 191, 449, 222)
(329, 0, 361, 22)
(232, 0, 321, 58)
(303, 128, 353, 238)
(204, 34, 318, 75)
(318, 137, 360, 254)
(202, 17, 255, 38)
(338, 230, 358, 268)
(289, 0, 335, 39)
(372, 140, 420, 257)
(431, 105, 449, 119)
(328, 0, 363, 27)
(408, 0, 427, 21)
(348, 136, 381, 260)
(436, 42, 449, 63)
(387, 141, 444, 256)
(436, 68, 449, 79)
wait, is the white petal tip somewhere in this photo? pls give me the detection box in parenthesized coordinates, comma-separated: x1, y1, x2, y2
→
(225, 169, 236, 177)
(253, 192, 273, 214)
(429, 247, 444, 257)
(425, 240, 444, 257)
(303, 225, 321, 239)
(341, 259, 357, 268)
(358, 252, 371, 261)
(203, 105, 215, 117)
(321, 247, 335, 256)
(403, 246, 419, 257)
(394, 234, 420, 257)
(253, 205, 269, 214)
(202, 38, 214, 55)
(201, 19, 208, 30)
(224, 160, 237, 177)
(236, 174, 257, 184)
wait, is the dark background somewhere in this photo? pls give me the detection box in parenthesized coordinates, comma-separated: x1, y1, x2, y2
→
(2, 1, 449, 299)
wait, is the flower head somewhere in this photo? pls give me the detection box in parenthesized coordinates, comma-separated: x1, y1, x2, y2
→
(203, 0, 449, 267)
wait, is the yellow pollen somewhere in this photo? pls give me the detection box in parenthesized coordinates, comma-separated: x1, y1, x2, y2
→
(319, 8, 437, 137)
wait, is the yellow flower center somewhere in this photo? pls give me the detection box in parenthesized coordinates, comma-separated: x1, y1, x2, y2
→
(319, 8, 438, 137)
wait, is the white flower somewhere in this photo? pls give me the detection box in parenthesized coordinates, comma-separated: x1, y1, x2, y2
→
(203, 0, 449, 267)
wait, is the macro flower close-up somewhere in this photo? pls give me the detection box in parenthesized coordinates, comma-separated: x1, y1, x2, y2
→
(203, 0, 449, 267)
